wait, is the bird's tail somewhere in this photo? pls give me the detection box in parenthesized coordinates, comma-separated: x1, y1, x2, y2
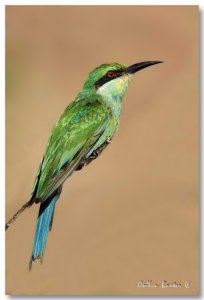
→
(29, 190, 61, 270)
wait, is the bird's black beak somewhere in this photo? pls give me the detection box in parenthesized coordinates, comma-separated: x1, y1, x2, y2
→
(124, 61, 163, 75)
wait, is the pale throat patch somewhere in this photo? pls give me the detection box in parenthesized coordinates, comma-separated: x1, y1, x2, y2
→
(97, 74, 133, 115)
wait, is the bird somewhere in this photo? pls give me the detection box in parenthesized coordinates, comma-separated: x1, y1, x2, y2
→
(5, 61, 162, 269)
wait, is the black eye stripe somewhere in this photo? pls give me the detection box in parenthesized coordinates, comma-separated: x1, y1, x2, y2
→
(95, 69, 124, 89)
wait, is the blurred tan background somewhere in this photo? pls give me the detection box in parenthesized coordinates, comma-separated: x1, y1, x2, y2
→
(6, 6, 199, 295)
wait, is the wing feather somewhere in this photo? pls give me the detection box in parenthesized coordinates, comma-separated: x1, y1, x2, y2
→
(33, 98, 110, 202)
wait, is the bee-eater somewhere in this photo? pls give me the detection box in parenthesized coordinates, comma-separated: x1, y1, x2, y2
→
(6, 61, 162, 269)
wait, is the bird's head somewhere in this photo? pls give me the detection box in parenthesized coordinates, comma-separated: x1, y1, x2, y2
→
(82, 61, 162, 102)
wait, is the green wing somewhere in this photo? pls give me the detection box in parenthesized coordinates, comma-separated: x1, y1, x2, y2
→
(33, 98, 110, 203)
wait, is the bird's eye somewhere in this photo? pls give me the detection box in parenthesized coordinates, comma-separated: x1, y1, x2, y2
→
(107, 71, 116, 78)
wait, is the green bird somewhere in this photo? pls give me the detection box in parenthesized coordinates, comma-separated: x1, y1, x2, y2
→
(5, 61, 162, 269)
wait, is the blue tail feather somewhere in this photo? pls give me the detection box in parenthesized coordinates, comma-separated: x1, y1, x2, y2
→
(29, 194, 58, 270)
